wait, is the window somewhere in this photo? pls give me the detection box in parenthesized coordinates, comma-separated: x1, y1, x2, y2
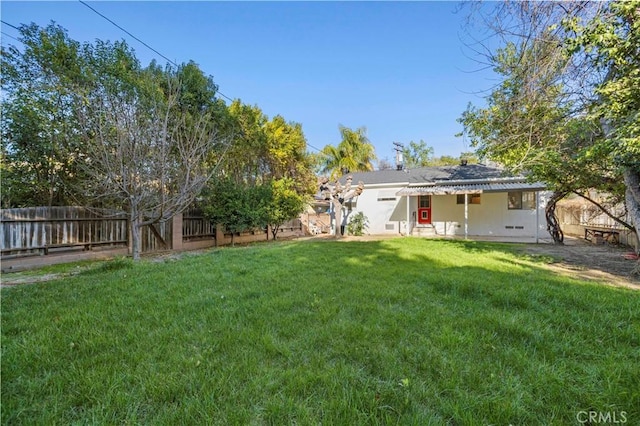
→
(419, 195, 431, 208)
(377, 190, 397, 202)
(508, 191, 536, 210)
(456, 194, 481, 204)
(523, 192, 536, 209)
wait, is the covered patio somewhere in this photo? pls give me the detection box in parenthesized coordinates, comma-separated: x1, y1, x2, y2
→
(396, 179, 547, 241)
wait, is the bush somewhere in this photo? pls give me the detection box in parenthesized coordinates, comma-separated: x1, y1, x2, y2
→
(347, 212, 369, 236)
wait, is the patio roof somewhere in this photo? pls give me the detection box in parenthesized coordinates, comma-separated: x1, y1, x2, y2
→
(396, 181, 546, 196)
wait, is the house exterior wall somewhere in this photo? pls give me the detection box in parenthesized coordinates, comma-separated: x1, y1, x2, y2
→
(351, 185, 549, 238)
(429, 192, 547, 238)
(349, 184, 407, 235)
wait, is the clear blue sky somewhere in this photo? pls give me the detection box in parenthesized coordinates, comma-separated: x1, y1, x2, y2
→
(1, 1, 497, 163)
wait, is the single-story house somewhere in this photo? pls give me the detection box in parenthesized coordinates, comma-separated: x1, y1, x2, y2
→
(337, 163, 549, 241)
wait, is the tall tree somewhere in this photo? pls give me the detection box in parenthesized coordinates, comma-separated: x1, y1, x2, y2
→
(74, 45, 225, 260)
(402, 140, 434, 168)
(568, 1, 640, 255)
(204, 102, 315, 240)
(399, 140, 477, 168)
(221, 100, 269, 185)
(319, 125, 377, 180)
(264, 114, 316, 195)
(458, 1, 638, 252)
(1, 23, 87, 207)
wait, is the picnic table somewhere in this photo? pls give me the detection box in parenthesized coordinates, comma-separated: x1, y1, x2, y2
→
(584, 227, 620, 245)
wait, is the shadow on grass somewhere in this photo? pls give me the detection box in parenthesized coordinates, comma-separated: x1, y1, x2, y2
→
(2, 236, 639, 425)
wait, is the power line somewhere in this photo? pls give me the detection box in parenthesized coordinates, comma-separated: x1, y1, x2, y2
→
(1, 20, 20, 31)
(306, 143, 324, 153)
(6, 4, 312, 148)
(78, 0, 233, 103)
(1, 31, 21, 43)
(79, 0, 177, 67)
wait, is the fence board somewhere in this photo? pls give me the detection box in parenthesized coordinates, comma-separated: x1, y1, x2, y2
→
(1, 206, 305, 261)
(182, 210, 215, 241)
(1, 207, 128, 256)
(140, 220, 171, 253)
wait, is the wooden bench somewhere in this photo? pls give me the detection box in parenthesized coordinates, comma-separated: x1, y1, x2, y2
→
(584, 227, 620, 245)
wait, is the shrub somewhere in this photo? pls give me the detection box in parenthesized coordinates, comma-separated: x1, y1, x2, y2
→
(347, 212, 369, 236)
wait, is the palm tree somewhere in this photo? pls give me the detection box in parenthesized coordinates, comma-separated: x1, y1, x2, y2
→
(320, 125, 377, 180)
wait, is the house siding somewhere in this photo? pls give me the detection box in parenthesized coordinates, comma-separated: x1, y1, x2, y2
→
(430, 192, 545, 237)
(350, 185, 549, 239)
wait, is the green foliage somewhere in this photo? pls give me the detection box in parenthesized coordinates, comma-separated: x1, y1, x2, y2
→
(266, 178, 307, 239)
(1, 22, 314, 208)
(203, 177, 307, 241)
(264, 115, 317, 196)
(223, 101, 270, 185)
(400, 141, 478, 168)
(1, 23, 87, 207)
(202, 178, 270, 241)
(346, 211, 369, 236)
(457, 17, 626, 198)
(211, 102, 315, 240)
(319, 125, 377, 180)
(219, 102, 316, 199)
(569, 1, 640, 172)
(459, 2, 638, 206)
(402, 140, 434, 168)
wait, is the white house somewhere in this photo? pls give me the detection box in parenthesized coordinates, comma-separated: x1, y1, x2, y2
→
(338, 164, 549, 241)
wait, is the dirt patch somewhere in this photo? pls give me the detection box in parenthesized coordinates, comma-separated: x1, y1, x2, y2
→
(513, 237, 639, 290)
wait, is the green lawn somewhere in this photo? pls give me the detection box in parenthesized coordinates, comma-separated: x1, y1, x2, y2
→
(2, 238, 639, 425)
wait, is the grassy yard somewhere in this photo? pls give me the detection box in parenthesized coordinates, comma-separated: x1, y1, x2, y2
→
(2, 238, 639, 425)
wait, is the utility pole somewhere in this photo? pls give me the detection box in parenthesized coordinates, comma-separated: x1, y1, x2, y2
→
(393, 142, 404, 171)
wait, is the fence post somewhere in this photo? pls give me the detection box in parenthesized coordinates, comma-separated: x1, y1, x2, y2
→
(215, 224, 224, 247)
(172, 213, 183, 251)
(127, 217, 132, 256)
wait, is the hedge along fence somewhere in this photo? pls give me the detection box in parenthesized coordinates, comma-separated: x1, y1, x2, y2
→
(0, 207, 305, 260)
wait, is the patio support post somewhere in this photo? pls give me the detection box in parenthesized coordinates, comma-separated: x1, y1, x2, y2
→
(464, 193, 468, 240)
(406, 195, 410, 236)
(535, 191, 540, 243)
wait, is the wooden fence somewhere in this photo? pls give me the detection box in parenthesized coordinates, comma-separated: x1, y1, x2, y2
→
(1, 207, 128, 257)
(556, 200, 636, 248)
(0, 207, 304, 261)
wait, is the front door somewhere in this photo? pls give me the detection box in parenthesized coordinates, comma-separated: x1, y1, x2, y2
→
(417, 195, 431, 224)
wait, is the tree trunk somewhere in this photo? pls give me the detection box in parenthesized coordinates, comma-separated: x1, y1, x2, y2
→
(623, 168, 640, 276)
(336, 203, 344, 237)
(334, 202, 344, 238)
(271, 224, 280, 240)
(130, 210, 142, 261)
(546, 190, 567, 244)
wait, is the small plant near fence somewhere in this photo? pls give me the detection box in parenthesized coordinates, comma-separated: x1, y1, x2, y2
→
(347, 212, 369, 236)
